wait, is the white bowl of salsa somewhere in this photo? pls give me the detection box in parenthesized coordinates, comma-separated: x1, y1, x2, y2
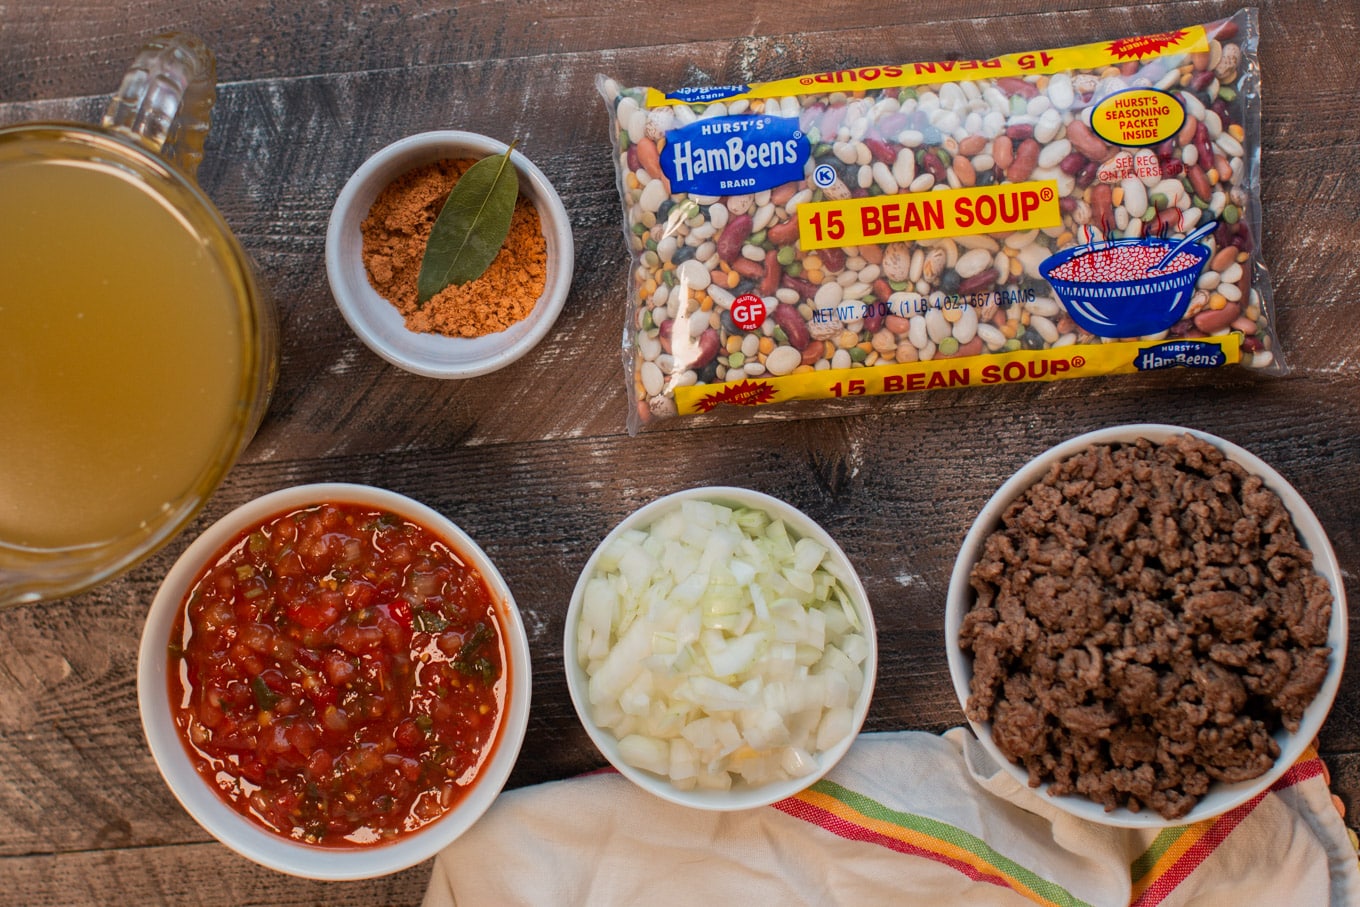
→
(138, 483, 531, 880)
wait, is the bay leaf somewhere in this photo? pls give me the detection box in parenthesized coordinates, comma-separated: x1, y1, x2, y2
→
(416, 145, 520, 305)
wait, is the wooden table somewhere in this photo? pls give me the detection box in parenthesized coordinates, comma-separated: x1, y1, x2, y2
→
(2, 1, 1357, 902)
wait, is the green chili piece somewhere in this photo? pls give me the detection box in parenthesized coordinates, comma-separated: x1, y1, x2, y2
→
(452, 622, 497, 683)
(252, 676, 280, 712)
(414, 609, 450, 633)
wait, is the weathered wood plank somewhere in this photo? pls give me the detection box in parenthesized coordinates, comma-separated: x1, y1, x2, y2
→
(0, 0, 1254, 103)
(0, 841, 430, 906)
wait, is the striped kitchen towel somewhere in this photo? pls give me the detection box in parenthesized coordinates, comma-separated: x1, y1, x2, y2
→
(423, 729, 1360, 906)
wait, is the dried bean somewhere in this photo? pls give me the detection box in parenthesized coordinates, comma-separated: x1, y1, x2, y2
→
(959, 270, 997, 295)
(732, 257, 764, 280)
(766, 217, 800, 246)
(922, 150, 948, 184)
(765, 345, 803, 376)
(992, 135, 1014, 173)
(821, 246, 848, 273)
(1210, 245, 1238, 272)
(997, 76, 1038, 99)
(1065, 118, 1111, 162)
(715, 214, 753, 263)
(952, 336, 985, 358)
(1005, 138, 1040, 183)
(953, 155, 977, 187)
(1188, 164, 1212, 201)
(959, 134, 989, 157)
(635, 137, 666, 184)
(772, 303, 812, 350)
(1194, 302, 1242, 333)
(1090, 184, 1115, 233)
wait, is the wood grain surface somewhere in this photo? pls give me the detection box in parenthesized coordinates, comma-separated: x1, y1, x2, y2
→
(2, 1, 1358, 903)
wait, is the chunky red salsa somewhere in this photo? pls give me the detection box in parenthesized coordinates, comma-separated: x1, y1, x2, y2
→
(169, 502, 506, 847)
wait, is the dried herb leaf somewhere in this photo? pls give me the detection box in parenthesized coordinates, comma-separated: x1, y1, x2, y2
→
(416, 145, 520, 305)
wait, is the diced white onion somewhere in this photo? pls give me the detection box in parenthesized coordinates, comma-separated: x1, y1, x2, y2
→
(617, 734, 669, 775)
(578, 502, 868, 790)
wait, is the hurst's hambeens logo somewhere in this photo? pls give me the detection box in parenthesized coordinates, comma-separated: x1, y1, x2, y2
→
(661, 115, 809, 196)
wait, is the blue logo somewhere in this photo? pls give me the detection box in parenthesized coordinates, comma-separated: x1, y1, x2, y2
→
(1134, 340, 1228, 370)
(664, 84, 750, 104)
(660, 114, 810, 196)
(812, 163, 838, 189)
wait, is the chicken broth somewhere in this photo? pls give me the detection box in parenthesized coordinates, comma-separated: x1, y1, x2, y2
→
(0, 153, 245, 550)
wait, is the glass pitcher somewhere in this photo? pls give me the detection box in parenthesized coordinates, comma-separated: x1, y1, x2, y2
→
(0, 34, 278, 607)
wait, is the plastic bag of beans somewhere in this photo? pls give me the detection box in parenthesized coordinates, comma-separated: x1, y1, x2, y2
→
(600, 9, 1277, 434)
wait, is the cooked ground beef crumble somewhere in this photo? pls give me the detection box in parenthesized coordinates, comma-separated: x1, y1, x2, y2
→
(959, 434, 1334, 820)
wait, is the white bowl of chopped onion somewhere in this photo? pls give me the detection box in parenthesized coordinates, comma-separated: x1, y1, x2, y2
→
(564, 487, 877, 810)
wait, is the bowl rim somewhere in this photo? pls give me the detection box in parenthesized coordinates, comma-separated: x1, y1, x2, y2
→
(563, 485, 878, 811)
(137, 482, 532, 879)
(944, 424, 1348, 828)
(324, 130, 574, 379)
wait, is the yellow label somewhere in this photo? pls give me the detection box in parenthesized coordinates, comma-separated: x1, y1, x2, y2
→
(798, 181, 1062, 251)
(1090, 88, 1186, 147)
(645, 26, 1208, 106)
(672, 335, 1241, 416)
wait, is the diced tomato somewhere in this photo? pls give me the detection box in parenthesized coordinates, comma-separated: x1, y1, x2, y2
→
(286, 721, 319, 755)
(238, 758, 267, 786)
(239, 622, 275, 654)
(335, 624, 384, 655)
(382, 753, 423, 782)
(286, 594, 341, 632)
(274, 548, 305, 577)
(386, 600, 413, 631)
(322, 652, 358, 687)
(321, 704, 350, 733)
(301, 673, 338, 708)
(305, 748, 333, 780)
(392, 718, 425, 749)
(341, 578, 376, 608)
(257, 668, 287, 693)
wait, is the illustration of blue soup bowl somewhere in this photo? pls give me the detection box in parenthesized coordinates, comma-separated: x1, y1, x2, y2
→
(1040, 236, 1212, 338)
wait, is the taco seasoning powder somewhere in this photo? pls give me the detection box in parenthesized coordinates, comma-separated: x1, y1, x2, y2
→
(360, 158, 546, 338)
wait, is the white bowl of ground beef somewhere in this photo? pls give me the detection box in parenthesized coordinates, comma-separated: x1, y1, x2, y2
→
(946, 424, 1346, 828)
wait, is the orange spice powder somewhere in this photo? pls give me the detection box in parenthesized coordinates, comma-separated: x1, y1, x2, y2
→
(360, 158, 547, 338)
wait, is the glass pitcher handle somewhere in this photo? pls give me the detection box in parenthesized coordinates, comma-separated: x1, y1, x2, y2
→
(102, 32, 216, 178)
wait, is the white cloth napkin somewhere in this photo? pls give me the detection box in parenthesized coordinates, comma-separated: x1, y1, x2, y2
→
(423, 729, 1360, 906)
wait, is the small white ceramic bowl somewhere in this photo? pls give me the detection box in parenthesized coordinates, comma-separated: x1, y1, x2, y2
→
(945, 424, 1347, 828)
(325, 131, 574, 379)
(564, 486, 877, 811)
(138, 483, 532, 879)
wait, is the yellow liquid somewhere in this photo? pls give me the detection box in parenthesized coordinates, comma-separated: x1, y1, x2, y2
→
(0, 156, 245, 550)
